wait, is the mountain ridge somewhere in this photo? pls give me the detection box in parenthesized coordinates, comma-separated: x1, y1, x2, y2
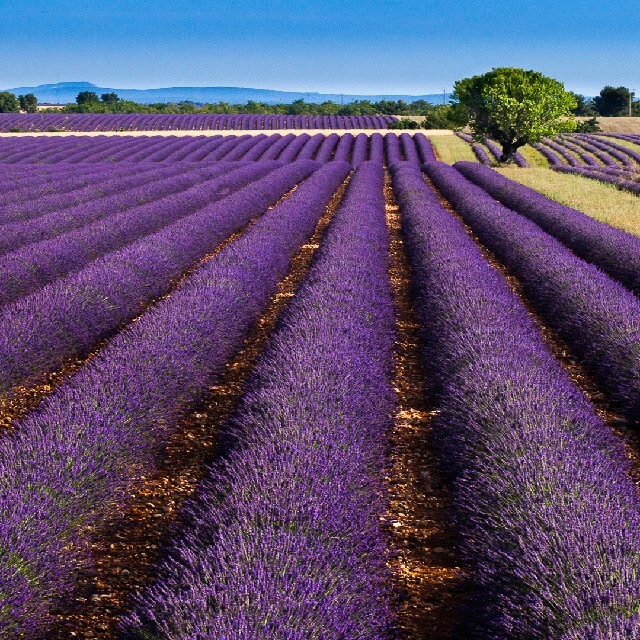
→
(5, 81, 450, 105)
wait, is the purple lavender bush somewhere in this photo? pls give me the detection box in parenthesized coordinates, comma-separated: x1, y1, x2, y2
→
(425, 161, 640, 420)
(455, 161, 640, 293)
(121, 162, 395, 640)
(0, 161, 349, 638)
(393, 162, 640, 639)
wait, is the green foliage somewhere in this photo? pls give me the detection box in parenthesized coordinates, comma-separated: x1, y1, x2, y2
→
(453, 67, 577, 162)
(100, 92, 120, 104)
(0, 91, 19, 113)
(388, 118, 420, 129)
(593, 86, 632, 117)
(75, 91, 100, 110)
(574, 117, 601, 133)
(18, 93, 38, 113)
(8, 126, 22, 133)
(569, 92, 596, 116)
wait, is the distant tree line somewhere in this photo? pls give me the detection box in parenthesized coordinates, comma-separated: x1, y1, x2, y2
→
(0, 92, 38, 113)
(570, 87, 639, 117)
(0, 85, 638, 122)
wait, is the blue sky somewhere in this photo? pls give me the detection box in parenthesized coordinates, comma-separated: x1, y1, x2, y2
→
(2, 0, 638, 95)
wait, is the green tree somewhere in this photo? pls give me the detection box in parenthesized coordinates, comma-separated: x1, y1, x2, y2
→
(0, 91, 19, 113)
(18, 93, 38, 113)
(76, 91, 100, 106)
(569, 92, 595, 116)
(100, 92, 120, 104)
(593, 86, 633, 117)
(453, 67, 577, 163)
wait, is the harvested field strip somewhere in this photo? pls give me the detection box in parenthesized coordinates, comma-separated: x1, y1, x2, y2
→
(394, 162, 640, 638)
(496, 167, 640, 236)
(49, 167, 352, 640)
(384, 171, 461, 640)
(0, 162, 350, 637)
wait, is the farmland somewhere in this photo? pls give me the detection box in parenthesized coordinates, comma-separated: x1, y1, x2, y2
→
(0, 125, 640, 640)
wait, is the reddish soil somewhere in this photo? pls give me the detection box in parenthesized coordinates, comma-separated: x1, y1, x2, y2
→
(384, 173, 463, 640)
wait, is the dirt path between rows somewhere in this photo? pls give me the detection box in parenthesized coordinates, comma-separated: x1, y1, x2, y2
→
(384, 172, 463, 639)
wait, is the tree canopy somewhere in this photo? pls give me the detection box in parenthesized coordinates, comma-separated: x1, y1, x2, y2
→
(76, 91, 100, 106)
(0, 92, 19, 113)
(18, 93, 38, 113)
(453, 67, 577, 162)
(593, 86, 633, 117)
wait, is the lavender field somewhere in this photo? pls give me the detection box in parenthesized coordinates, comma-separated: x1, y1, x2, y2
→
(1, 132, 640, 640)
(0, 113, 397, 132)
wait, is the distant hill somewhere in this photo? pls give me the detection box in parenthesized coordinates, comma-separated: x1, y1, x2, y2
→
(6, 82, 450, 106)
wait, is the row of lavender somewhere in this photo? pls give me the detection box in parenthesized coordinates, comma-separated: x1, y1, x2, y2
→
(535, 134, 640, 195)
(118, 157, 640, 638)
(122, 162, 396, 638)
(406, 160, 640, 638)
(0, 161, 353, 636)
(0, 132, 434, 166)
(0, 112, 397, 132)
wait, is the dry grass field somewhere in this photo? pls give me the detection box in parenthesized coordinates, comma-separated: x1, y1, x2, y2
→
(498, 166, 640, 236)
(428, 134, 477, 163)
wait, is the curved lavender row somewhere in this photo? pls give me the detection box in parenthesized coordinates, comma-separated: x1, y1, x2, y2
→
(0, 161, 349, 637)
(0, 113, 396, 131)
(314, 132, 339, 162)
(0, 163, 238, 257)
(217, 134, 266, 161)
(540, 138, 581, 166)
(333, 133, 355, 162)
(550, 137, 601, 166)
(0, 162, 317, 396)
(455, 161, 640, 294)
(554, 165, 640, 196)
(413, 132, 437, 164)
(455, 132, 493, 166)
(393, 162, 640, 639)
(400, 132, 420, 163)
(351, 132, 368, 166)
(258, 133, 296, 160)
(384, 131, 402, 164)
(121, 162, 394, 640)
(0, 162, 266, 307)
(369, 133, 384, 162)
(296, 132, 325, 161)
(236, 133, 281, 161)
(585, 135, 640, 165)
(160, 136, 217, 162)
(532, 142, 562, 166)
(425, 161, 640, 419)
(277, 133, 310, 162)
(566, 135, 631, 167)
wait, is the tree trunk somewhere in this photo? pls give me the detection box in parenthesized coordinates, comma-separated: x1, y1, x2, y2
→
(499, 141, 517, 163)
